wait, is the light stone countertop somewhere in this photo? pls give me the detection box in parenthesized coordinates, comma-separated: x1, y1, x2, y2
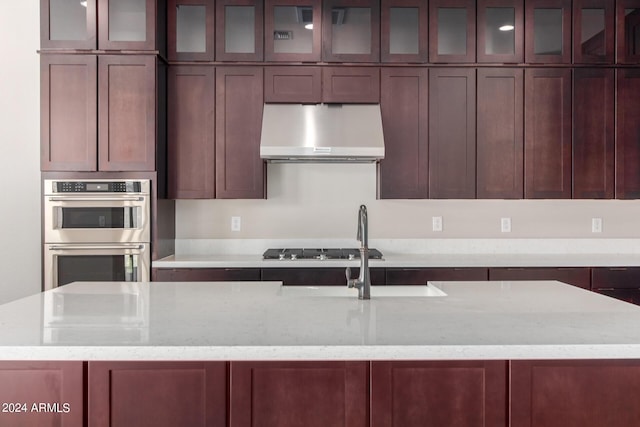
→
(2, 280, 640, 360)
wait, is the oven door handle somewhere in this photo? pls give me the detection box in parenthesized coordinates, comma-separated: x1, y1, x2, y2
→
(48, 244, 145, 251)
(48, 197, 145, 202)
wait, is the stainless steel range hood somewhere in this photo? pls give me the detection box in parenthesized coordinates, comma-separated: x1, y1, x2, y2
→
(259, 104, 385, 163)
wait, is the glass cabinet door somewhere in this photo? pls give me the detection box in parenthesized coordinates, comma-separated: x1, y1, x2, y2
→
(617, 0, 640, 63)
(477, 0, 523, 63)
(381, 0, 428, 62)
(573, 0, 614, 63)
(216, 0, 264, 61)
(429, 0, 476, 63)
(98, 0, 158, 50)
(525, 0, 571, 63)
(265, 0, 322, 61)
(168, 0, 215, 61)
(41, 0, 97, 49)
(322, 0, 380, 62)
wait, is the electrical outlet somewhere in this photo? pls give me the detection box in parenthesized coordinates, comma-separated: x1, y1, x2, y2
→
(231, 216, 241, 232)
(592, 217, 603, 233)
(501, 217, 511, 233)
(432, 216, 443, 232)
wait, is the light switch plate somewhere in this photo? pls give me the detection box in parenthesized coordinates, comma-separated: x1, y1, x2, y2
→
(231, 216, 241, 232)
(501, 217, 511, 233)
(432, 216, 443, 232)
(592, 217, 602, 233)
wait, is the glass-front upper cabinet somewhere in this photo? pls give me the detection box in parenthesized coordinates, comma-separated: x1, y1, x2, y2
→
(216, 0, 264, 61)
(322, 0, 381, 62)
(168, 0, 215, 61)
(525, 0, 571, 63)
(573, 0, 614, 63)
(429, 0, 476, 63)
(265, 0, 322, 61)
(617, 0, 640, 63)
(98, 0, 161, 51)
(41, 0, 97, 49)
(381, 0, 428, 62)
(477, 0, 523, 63)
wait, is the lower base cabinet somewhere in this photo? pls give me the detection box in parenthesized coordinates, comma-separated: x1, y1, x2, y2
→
(0, 361, 84, 427)
(88, 361, 227, 427)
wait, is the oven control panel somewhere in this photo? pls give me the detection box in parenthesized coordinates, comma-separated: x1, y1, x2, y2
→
(51, 181, 146, 193)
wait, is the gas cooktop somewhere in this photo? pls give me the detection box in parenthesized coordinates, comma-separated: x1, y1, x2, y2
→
(263, 248, 383, 261)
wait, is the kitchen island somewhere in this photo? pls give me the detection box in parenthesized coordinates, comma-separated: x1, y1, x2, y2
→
(2, 280, 640, 426)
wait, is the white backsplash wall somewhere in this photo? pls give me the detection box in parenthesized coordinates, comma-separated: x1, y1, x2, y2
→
(176, 164, 640, 239)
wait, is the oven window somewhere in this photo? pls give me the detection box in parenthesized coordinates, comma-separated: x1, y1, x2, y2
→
(57, 255, 138, 286)
(60, 207, 134, 229)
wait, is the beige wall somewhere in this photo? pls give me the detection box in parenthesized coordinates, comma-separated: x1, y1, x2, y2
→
(0, 3, 42, 303)
(177, 164, 640, 239)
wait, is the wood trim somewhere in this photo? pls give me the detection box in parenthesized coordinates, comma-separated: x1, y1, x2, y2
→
(380, 0, 429, 63)
(429, 0, 476, 63)
(476, 0, 524, 63)
(573, 0, 615, 63)
(265, 0, 322, 62)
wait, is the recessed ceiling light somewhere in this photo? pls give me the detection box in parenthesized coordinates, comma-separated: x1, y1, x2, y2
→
(499, 24, 515, 31)
(304, 23, 313, 30)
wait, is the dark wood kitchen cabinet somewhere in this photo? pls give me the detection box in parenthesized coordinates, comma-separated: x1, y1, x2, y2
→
(617, 0, 640, 64)
(476, 68, 523, 199)
(261, 268, 385, 286)
(98, 55, 159, 171)
(616, 69, 640, 199)
(572, 68, 614, 199)
(525, 0, 572, 64)
(511, 360, 640, 427)
(265, 0, 322, 62)
(488, 267, 591, 289)
(322, 67, 380, 103)
(230, 361, 368, 427)
(215, 67, 265, 199)
(524, 68, 571, 199)
(380, 0, 429, 63)
(216, 0, 264, 61)
(371, 361, 507, 427)
(41, 0, 165, 51)
(386, 268, 489, 285)
(429, 0, 476, 63)
(322, 0, 381, 63)
(379, 67, 429, 199)
(0, 361, 84, 427)
(168, 65, 216, 198)
(428, 68, 476, 199)
(476, 0, 524, 63)
(41, 54, 160, 172)
(167, 0, 216, 62)
(592, 267, 640, 305)
(264, 66, 322, 103)
(152, 267, 261, 281)
(573, 0, 615, 64)
(89, 361, 227, 427)
(41, 54, 97, 171)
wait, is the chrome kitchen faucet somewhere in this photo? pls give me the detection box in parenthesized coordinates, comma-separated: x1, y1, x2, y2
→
(346, 205, 371, 300)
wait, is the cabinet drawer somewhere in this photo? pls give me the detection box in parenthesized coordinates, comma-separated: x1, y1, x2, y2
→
(488, 267, 591, 289)
(152, 268, 261, 281)
(386, 268, 488, 285)
(592, 267, 640, 289)
(261, 267, 385, 286)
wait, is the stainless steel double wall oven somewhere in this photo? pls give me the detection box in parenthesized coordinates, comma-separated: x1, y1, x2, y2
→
(43, 179, 151, 290)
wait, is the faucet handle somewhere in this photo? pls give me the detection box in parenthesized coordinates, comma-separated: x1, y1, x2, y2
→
(345, 267, 354, 287)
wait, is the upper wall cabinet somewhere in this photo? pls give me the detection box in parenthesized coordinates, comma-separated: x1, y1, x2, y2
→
(477, 0, 523, 63)
(617, 0, 640, 63)
(216, 0, 264, 61)
(265, 0, 322, 62)
(429, 0, 476, 63)
(380, 0, 428, 63)
(322, 0, 381, 62)
(41, 0, 165, 51)
(168, 0, 215, 61)
(573, 0, 614, 64)
(525, 0, 571, 63)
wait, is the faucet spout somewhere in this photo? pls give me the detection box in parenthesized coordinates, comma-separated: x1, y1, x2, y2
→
(346, 205, 371, 300)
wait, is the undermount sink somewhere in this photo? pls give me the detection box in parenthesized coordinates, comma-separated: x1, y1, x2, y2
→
(278, 284, 447, 298)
